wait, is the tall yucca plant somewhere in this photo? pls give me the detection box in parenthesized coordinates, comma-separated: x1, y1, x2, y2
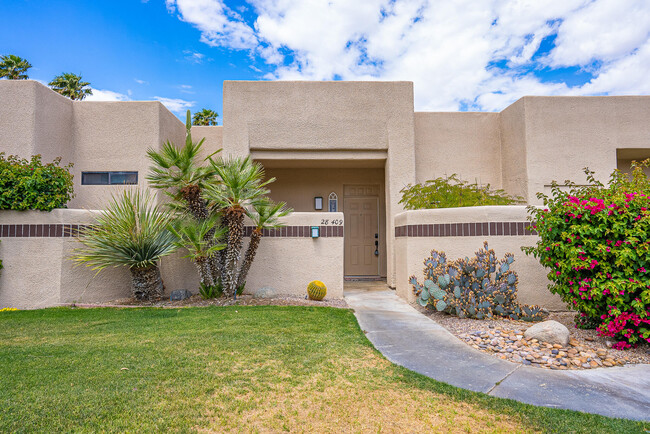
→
(237, 199, 291, 289)
(71, 189, 178, 300)
(147, 110, 219, 220)
(169, 216, 226, 288)
(206, 156, 274, 297)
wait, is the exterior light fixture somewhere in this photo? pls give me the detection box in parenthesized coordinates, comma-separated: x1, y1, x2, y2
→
(311, 226, 320, 238)
(314, 196, 323, 210)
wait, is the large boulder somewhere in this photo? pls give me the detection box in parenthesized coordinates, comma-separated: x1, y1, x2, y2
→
(170, 289, 192, 301)
(253, 287, 277, 299)
(524, 320, 570, 346)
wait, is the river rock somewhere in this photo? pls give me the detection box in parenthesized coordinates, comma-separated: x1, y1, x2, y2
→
(253, 286, 277, 299)
(524, 320, 570, 346)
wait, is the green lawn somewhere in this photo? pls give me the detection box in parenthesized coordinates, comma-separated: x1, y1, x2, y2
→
(0, 306, 647, 433)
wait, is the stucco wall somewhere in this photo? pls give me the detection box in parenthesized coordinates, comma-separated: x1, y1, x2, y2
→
(499, 99, 529, 201)
(0, 80, 73, 164)
(394, 206, 564, 310)
(520, 96, 650, 204)
(0, 210, 344, 309)
(190, 125, 223, 162)
(414, 112, 502, 187)
(70, 101, 185, 208)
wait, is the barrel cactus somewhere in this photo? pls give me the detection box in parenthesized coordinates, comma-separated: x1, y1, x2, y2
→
(307, 280, 327, 301)
(410, 242, 545, 322)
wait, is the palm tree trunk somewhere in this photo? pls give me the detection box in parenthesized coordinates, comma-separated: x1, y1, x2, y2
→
(224, 208, 244, 297)
(237, 228, 262, 289)
(195, 257, 214, 287)
(210, 211, 228, 285)
(129, 265, 164, 300)
(181, 184, 208, 221)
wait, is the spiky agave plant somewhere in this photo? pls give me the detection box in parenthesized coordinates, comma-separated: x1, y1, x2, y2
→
(237, 198, 291, 289)
(147, 110, 219, 221)
(169, 215, 226, 288)
(206, 156, 274, 297)
(71, 189, 178, 300)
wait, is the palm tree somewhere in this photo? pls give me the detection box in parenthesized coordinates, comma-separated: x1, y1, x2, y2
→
(71, 189, 178, 300)
(169, 216, 226, 288)
(48, 73, 92, 100)
(147, 110, 219, 220)
(192, 108, 219, 126)
(0, 55, 32, 79)
(206, 157, 274, 297)
(237, 199, 291, 289)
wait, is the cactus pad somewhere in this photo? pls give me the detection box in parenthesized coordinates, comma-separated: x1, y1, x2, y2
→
(307, 280, 327, 301)
(410, 242, 545, 322)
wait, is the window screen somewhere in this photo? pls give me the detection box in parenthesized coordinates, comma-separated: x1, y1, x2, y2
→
(109, 172, 138, 185)
(82, 172, 138, 185)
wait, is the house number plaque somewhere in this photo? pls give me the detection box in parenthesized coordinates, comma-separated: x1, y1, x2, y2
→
(320, 219, 343, 225)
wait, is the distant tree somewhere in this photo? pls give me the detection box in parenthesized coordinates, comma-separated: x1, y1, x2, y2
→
(0, 55, 32, 80)
(48, 73, 92, 100)
(192, 108, 219, 126)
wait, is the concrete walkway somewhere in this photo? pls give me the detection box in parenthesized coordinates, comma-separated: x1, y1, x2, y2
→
(344, 283, 650, 421)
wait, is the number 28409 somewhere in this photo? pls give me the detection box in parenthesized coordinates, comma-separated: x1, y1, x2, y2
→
(320, 219, 343, 225)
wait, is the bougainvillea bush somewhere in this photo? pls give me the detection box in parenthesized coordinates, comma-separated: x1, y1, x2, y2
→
(523, 161, 650, 350)
(0, 153, 74, 211)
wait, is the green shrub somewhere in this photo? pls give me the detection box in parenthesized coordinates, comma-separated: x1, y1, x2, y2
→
(399, 174, 522, 210)
(0, 153, 74, 211)
(523, 161, 650, 349)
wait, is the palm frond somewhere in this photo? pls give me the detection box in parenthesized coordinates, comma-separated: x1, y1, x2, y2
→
(169, 215, 226, 260)
(146, 110, 220, 195)
(247, 198, 292, 229)
(206, 156, 273, 211)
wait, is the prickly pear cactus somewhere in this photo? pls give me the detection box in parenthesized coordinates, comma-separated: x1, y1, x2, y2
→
(410, 242, 545, 322)
(307, 280, 327, 301)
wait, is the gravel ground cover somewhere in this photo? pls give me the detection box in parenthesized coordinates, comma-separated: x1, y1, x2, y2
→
(416, 306, 650, 369)
(73, 293, 348, 309)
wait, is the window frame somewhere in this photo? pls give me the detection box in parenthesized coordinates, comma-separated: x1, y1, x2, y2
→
(81, 171, 138, 185)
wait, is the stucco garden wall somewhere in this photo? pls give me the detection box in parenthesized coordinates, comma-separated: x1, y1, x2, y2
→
(394, 206, 564, 310)
(0, 210, 344, 309)
(413, 112, 502, 187)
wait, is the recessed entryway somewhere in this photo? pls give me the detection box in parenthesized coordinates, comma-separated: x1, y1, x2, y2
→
(343, 185, 380, 277)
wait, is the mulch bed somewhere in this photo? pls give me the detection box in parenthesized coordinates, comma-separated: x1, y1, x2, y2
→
(69, 294, 349, 309)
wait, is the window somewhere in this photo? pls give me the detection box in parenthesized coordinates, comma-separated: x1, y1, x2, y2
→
(82, 171, 138, 185)
(328, 192, 338, 212)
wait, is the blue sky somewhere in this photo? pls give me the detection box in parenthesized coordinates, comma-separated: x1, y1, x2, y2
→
(2, 0, 649, 118)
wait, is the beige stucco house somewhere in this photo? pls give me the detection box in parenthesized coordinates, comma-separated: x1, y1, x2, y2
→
(1, 79, 650, 309)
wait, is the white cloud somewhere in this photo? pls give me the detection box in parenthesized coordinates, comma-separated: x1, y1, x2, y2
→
(85, 88, 130, 102)
(182, 49, 207, 63)
(134, 78, 149, 85)
(153, 96, 196, 113)
(548, 0, 650, 67)
(167, 0, 650, 111)
(178, 84, 195, 94)
(168, 0, 258, 49)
